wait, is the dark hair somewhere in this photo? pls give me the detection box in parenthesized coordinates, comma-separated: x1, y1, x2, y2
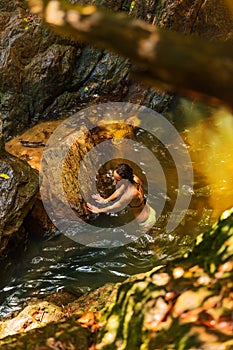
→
(115, 163, 134, 183)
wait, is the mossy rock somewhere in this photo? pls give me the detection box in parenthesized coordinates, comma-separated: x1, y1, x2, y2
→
(97, 208, 233, 349)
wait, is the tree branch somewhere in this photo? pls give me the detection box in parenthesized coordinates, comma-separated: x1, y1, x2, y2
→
(28, 0, 233, 109)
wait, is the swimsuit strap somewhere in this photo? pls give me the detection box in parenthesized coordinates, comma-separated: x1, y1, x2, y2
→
(133, 180, 141, 190)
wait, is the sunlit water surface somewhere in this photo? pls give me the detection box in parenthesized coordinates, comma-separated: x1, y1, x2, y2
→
(0, 107, 232, 318)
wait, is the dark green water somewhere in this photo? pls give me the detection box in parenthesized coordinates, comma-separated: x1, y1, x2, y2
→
(0, 216, 196, 318)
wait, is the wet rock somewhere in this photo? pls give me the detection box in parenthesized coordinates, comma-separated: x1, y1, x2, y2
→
(1, 0, 233, 140)
(5, 119, 137, 236)
(24, 196, 57, 238)
(96, 208, 233, 349)
(192, 0, 233, 41)
(0, 301, 63, 339)
(155, 0, 233, 40)
(67, 282, 118, 315)
(0, 150, 38, 256)
(1, 0, 171, 140)
(1, 1, 79, 138)
(5, 120, 63, 171)
(5, 118, 132, 227)
(0, 313, 90, 350)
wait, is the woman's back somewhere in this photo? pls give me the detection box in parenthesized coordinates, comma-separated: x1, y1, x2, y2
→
(128, 174, 145, 212)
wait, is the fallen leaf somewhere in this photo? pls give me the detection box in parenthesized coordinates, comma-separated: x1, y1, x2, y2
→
(144, 297, 170, 331)
(173, 267, 184, 279)
(0, 173, 10, 180)
(173, 289, 210, 316)
(31, 310, 39, 318)
(78, 311, 96, 326)
(152, 272, 170, 286)
(218, 261, 233, 272)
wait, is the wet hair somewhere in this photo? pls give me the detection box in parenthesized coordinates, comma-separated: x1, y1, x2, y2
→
(115, 163, 134, 183)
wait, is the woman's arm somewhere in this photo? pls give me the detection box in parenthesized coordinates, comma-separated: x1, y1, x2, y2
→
(92, 183, 125, 204)
(87, 187, 133, 214)
(104, 183, 126, 202)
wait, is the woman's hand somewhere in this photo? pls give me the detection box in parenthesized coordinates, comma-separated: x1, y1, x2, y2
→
(91, 194, 107, 204)
(87, 202, 101, 213)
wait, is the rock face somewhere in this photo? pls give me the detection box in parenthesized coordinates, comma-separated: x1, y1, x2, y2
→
(155, 0, 233, 40)
(1, 0, 134, 139)
(3, 0, 232, 140)
(0, 150, 38, 256)
(1, 0, 80, 138)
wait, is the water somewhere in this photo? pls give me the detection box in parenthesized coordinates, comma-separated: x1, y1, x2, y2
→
(0, 105, 232, 318)
(0, 221, 193, 318)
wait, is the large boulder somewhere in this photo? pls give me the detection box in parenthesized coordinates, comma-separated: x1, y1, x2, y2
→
(97, 208, 233, 349)
(0, 150, 38, 256)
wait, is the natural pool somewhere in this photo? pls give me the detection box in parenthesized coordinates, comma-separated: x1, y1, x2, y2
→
(1, 104, 232, 318)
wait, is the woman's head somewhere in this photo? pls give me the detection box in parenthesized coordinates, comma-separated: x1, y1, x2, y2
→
(114, 163, 134, 183)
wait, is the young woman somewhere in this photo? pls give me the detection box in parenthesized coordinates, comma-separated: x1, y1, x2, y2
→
(87, 163, 156, 231)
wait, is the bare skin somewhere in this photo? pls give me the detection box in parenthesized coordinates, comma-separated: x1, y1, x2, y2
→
(87, 171, 151, 224)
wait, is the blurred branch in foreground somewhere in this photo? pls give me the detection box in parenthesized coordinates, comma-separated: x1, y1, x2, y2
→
(225, 0, 233, 16)
(28, 0, 233, 110)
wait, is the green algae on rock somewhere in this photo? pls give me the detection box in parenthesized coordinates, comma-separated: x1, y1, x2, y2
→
(96, 208, 233, 349)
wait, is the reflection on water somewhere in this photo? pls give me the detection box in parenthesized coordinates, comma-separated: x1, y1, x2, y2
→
(0, 209, 195, 318)
(183, 108, 233, 217)
(0, 234, 163, 317)
(0, 105, 232, 318)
